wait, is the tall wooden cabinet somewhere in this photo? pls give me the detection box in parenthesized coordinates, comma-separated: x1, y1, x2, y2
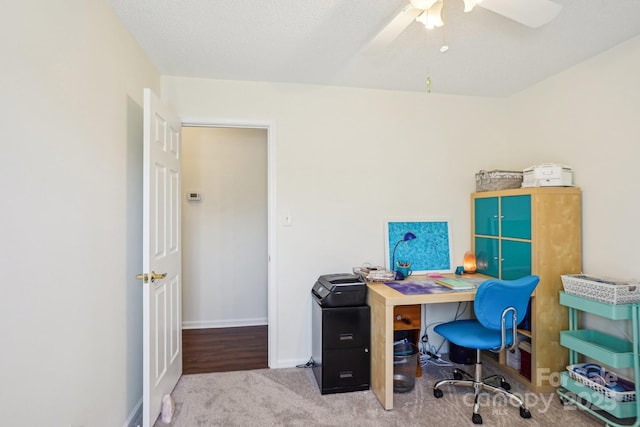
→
(471, 187, 582, 392)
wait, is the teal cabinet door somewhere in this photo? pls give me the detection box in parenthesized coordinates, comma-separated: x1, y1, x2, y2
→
(475, 197, 499, 236)
(501, 195, 531, 239)
(475, 237, 499, 278)
(501, 240, 532, 280)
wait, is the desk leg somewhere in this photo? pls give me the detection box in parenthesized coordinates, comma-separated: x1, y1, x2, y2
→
(369, 291, 394, 410)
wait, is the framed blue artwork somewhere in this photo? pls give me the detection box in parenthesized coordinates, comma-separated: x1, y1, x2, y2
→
(384, 219, 454, 274)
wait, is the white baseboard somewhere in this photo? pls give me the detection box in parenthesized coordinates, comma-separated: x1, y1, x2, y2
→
(123, 397, 142, 427)
(271, 358, 312, 369)
(182, 318, 268, 329)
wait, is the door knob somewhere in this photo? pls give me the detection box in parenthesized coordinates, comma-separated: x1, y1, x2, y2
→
(135, 271, 167, 283)
(150, 271, 167, 282)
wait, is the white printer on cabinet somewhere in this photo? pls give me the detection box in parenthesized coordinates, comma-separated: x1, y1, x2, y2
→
(522, 163, 573, 187)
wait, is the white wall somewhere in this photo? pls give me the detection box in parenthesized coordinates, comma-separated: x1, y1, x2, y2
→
(0, 1, 159, 426)
(164, 34, 640, 369)
(508, 35, 640, 280)
(506, 35, 640, 355)
(181, 127, 268, 328)
(163, 77, 511, 366)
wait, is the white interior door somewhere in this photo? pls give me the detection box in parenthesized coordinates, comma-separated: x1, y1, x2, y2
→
(142, 88, 182, 427)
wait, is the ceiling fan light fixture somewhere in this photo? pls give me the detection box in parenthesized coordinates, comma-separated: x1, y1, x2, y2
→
(410, 0, 439, 10)
(463, 0, 482, 12)
(416, 1, 444, 29)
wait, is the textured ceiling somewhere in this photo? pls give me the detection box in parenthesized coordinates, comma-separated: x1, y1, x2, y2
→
(107, 0, 640, 97)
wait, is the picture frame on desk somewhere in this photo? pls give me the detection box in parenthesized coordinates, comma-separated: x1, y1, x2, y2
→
(384, 219, 454, 274)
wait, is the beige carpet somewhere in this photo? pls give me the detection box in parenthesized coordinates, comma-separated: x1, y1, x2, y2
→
(155, 362, 607, 427)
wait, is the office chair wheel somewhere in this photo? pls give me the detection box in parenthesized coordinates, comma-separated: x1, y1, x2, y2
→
(433, 388, 444, 398)
(558, 395, 574, 406)
(520, 407, 532, 419)
(500, 380, 511, 391)
(472, 413, 482, 424)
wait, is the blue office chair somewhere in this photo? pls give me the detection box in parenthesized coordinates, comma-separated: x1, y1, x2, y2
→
(433, 275, 539, 425)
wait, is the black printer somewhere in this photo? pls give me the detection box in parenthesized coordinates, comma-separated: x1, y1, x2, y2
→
(311, 273, 367, 307)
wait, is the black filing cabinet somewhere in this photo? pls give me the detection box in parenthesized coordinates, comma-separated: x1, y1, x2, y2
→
(311, 303, 370, 394)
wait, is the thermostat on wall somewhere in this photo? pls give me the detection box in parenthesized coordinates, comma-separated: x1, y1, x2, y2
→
(187, 192, 201, 201)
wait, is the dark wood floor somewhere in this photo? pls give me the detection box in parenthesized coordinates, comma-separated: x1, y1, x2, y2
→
(182, 325, 268, 375)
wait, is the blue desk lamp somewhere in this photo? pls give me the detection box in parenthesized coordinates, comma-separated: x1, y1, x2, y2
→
(391, 232, 416, 280)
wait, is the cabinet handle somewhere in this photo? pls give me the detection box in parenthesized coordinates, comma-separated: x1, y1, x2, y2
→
(396, 315, 411, 325)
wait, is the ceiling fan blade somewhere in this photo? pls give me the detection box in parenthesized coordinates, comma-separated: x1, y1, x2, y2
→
(362, 5, 422, 55)
(478, 0, 562, 28)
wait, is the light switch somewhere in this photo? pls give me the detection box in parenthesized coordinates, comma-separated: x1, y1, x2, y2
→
(283, 212, 293, 226)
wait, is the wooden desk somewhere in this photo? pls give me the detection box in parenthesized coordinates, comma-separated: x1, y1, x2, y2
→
(367, 275, 482, 410)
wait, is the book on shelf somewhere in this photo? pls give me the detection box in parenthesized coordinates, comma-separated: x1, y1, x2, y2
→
(435, 278, 475, 290)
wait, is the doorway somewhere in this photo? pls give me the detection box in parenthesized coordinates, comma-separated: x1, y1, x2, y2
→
(180, 121, 276, 370)
(182, 325, 268, 373)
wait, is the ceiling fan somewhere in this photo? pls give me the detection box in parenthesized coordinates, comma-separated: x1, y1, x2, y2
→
(365, 0, 561, 52)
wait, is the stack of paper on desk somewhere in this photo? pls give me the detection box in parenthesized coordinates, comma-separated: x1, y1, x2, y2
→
(435, 278, 475, 290)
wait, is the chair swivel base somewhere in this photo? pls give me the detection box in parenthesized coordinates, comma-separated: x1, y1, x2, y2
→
(433, 360, 532, 425)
